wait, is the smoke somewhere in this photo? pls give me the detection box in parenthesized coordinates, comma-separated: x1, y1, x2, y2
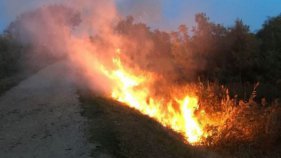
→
(2, 0, 66, 28)
(5, 0, 199, 95)
(116, 0, 163, 23)
(3, 0, 118, 94)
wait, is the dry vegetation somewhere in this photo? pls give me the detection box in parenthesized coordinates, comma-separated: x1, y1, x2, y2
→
(79, 83, 281, 158)
(196, 82, 281, 157)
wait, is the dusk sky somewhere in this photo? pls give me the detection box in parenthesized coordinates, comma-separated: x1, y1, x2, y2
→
(0, 0, 281, 33)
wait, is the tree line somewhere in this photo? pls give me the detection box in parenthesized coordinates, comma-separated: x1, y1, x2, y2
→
(115, 13, 281, 85)
(0, 5, 280, 99)
(113, 13, 281, 100)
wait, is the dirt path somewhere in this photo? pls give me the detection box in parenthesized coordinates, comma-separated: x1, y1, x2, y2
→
(0, 62, 92, 158)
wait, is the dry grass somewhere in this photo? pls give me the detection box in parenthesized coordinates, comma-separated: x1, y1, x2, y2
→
(195, 82, 281, 157)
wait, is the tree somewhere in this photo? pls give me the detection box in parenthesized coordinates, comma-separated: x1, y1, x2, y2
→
(257, 14, 281, 52)
(224, 19, 260, 83)
(257, 14, 281, 82)
(190, 13, 228, 81)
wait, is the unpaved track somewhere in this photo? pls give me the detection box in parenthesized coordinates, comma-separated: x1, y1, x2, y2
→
(0, 62, 91, 158)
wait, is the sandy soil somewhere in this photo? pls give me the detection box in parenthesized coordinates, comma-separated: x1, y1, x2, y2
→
(0, 62, 92, 158)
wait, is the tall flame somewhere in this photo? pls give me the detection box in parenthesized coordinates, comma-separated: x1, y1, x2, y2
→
(97, 48, 204, 144)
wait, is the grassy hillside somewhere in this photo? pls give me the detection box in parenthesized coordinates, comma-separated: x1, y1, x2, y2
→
(79, 92, 219, 158)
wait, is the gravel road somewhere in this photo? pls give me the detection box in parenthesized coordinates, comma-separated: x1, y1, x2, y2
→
(0, 62, 92, 158)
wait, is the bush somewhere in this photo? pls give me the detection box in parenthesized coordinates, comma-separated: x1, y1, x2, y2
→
(0, 34, 23, 80)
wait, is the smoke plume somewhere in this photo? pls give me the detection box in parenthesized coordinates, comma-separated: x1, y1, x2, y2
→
(4, 0, 198, 95)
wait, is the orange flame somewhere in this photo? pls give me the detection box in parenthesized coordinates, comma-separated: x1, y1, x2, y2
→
(97, 48, 205, 144)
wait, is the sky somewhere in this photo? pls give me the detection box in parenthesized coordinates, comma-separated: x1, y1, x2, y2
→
(0, 0, 281, 33)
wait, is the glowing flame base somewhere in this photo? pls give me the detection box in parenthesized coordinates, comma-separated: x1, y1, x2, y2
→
(97, 49, 204, 144)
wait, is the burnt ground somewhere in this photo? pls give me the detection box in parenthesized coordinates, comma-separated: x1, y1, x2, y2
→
(0, 62, 92, 158)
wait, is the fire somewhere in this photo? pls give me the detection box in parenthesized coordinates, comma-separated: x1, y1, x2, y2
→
(97, 48, 205, 144)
